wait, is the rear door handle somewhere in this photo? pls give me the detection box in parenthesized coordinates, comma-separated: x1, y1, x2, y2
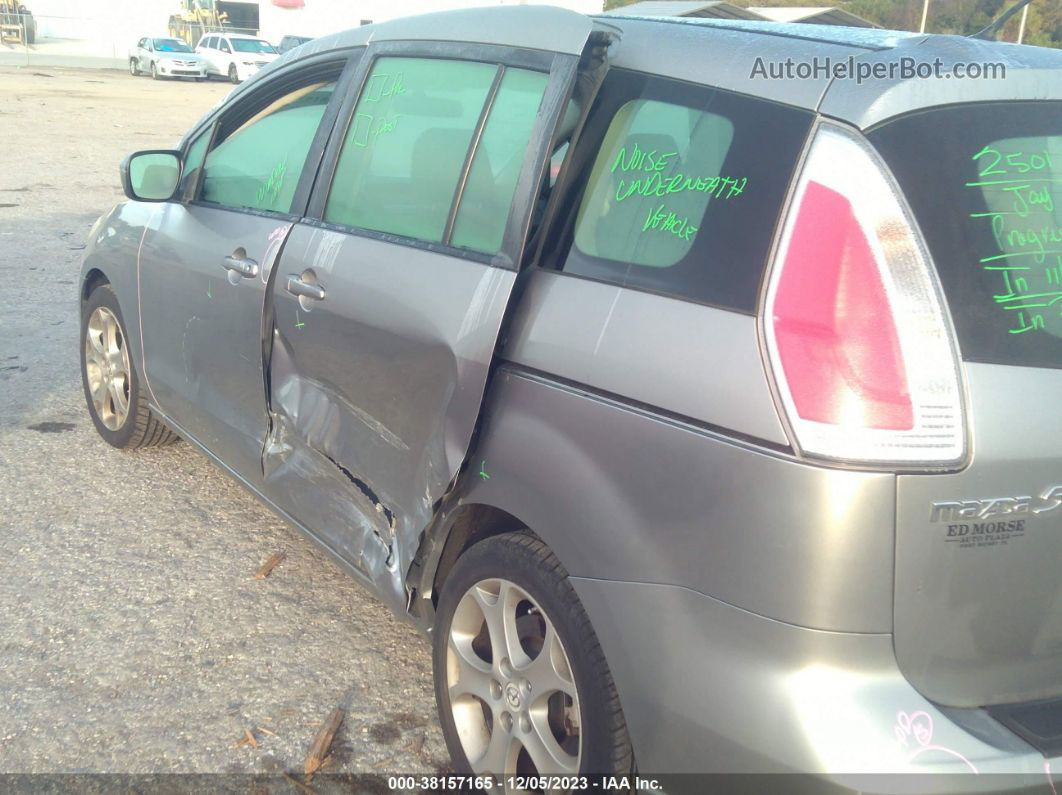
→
(222, 255, 259, 278)
(286, 275, 325, 301)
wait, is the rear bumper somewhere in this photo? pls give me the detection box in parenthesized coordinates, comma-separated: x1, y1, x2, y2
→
(572, 576, 1061, 792)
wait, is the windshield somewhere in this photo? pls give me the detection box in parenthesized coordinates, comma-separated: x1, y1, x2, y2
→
(231, 38, 277, 54)
(152, 38, 193, 53)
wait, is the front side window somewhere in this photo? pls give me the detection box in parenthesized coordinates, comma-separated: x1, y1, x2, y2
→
(558, 70, 813, 311)
(200, 78, 338, 214)
(324, 56, 547, 254)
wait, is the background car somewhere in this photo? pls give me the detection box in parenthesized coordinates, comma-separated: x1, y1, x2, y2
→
(195, 32, 278, 84)
(277, 34, 312, 54)
(129, 37, 207, 81)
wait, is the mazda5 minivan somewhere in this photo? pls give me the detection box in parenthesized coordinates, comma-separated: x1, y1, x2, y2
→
(79, 6, 1062, 791)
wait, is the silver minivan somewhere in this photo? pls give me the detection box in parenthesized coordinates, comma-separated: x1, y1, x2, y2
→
(79, 6, 1062, 790)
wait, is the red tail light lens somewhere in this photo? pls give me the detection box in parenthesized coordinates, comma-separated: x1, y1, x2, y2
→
(764, 124, 965, 466)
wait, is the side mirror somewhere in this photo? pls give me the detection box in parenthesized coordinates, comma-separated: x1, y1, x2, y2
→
(120, 150, 182, 202)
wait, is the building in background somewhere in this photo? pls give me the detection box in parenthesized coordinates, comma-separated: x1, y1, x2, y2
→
(601, 1, 760, 20)
(748, 6, 877, 27)
(604, 1, 877, 28)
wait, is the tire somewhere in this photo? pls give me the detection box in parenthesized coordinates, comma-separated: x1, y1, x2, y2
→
(150, 61, 160, 80)
(228, 63, 240, 84)
(433, 531, 634, 781)
(80, 284, 178, 450)
(129, 58, 139, 77)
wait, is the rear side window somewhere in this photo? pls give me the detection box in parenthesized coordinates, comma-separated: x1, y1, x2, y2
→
(324, 56, 548, 254)
(557, 70, 813, 311)
(870, 102, 1062, 369)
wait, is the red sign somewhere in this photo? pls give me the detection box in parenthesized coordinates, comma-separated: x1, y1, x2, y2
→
(273, 0, 305, 7)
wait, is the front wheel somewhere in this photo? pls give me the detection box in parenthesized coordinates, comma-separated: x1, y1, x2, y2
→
(228, 64, 240, 84)
(150, 61, 160, 80)
(81, 285, 178, 449)
(433, 531, 634, 784)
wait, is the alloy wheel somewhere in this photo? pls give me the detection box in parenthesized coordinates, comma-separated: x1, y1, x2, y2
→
(447, 578, 581, 784)
(84, 306, 131, 431)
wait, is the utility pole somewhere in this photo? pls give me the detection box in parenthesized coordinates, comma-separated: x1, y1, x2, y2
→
(1017, 2, 1030, 43)
(919, 0, 930, 33)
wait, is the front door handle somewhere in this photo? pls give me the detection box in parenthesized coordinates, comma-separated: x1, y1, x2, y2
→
(286, 275, 325, 301)
(223, 254, 259, 278)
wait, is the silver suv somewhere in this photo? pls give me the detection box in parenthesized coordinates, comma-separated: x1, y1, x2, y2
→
(79, 6, 1062, 790)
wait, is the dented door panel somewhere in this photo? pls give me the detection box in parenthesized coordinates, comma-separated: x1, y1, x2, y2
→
(139, 203, 291, 485)
(264, 226, 516, 607)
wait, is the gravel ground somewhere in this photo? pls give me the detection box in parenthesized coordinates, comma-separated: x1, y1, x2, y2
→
(0, 66, 448, 779)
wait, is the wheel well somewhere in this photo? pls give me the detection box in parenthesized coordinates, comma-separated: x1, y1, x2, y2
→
(81, 269, 109, 304)
(431, 503, 527, 605)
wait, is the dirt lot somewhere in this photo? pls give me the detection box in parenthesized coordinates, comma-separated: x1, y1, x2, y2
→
(0, 67, 448, 778)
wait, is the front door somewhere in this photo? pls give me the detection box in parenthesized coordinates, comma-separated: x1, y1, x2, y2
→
(263, 26, 595, 607)
(138, 53, 355, 485)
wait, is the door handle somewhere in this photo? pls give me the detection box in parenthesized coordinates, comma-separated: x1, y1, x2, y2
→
(223, 254, 259, 278)
(286, 275, 325, 301)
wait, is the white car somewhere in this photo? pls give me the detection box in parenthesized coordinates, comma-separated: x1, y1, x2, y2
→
(195, 32, 279, 84)
(129, 37, 208, 81)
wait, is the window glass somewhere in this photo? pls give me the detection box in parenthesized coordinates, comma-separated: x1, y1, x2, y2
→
(200, 80, 336, 214)
(232, 38, 276, 54)
(451, 67, 548, 253)
(324, 57, 497, 243)
(153, 38, 193, 53)
(179, 128, 210, 198)
(869, 101, 1062, 369)
(575, 99, 734, 268)
(559, 70, 814, 311)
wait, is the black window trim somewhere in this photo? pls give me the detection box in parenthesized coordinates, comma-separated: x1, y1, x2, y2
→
(535, 65, 815, 315)
(182, 47, 364, 222)
(304, 39, 579, 270)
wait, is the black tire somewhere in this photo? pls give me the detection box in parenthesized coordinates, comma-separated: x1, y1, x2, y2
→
(80, 284, 178, 450)
(150, 61, 160, 80)
(129, 58, 139, 77)
(433, 531, 634, 779)
(228, 63, 240, 84)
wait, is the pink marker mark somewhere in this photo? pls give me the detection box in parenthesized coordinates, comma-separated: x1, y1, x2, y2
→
(895, 710, 979, 774)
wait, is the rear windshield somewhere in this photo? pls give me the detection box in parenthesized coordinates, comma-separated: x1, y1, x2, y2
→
(232, 38, 276, 54)
(869, 102, 1062, 370)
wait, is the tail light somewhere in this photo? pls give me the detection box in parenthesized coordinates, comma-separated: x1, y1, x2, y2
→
(763, 123, 965, 466)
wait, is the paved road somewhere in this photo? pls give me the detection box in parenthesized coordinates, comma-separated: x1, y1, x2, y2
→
(0, 67, 448, 778)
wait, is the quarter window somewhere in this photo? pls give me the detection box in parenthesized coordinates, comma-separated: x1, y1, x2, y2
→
(558, 70, 814, 311)
(199, 78, 338, 214)
(324, 56, 548, 254)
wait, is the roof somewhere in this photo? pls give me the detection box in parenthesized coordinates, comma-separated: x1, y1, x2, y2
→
(602, 1, 763, 20)
(748, 6, 878, 28)
(216, 5, 1061, 136)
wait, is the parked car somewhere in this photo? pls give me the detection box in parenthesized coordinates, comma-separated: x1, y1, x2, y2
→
(128, 36, 207, 81)
(277, 34, 312, 53)
(80, 5, 1062, 788)
(195, 31, 278, 83)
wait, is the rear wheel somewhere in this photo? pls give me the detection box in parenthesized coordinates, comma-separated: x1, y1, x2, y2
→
(433, 531, 633, 785)
(129, 58, 139, 76)
(228, 64, 240, 84)
(80, 285, 178, 450)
